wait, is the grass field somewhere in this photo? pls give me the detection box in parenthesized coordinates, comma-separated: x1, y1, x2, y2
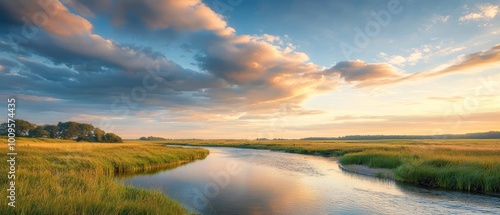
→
(164, 139, 500, 193)
(0, 137, 209, 215)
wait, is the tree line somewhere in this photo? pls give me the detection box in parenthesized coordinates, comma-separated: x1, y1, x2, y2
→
(302, 131, 500, 140)
(139, 136, 167, 141)
(0, 119, 123, 143)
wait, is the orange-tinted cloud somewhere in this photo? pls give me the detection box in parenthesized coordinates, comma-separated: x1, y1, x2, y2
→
(0, 0, 92, 36)
(345, 44, 500, 88)
(325, 60, 401, 86)
(110, 0, 229, 33)
(388, 44, 500, 85)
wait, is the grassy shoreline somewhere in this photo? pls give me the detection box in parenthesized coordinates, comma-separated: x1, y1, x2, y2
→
(1, 138, 209, 214)
(164, 139, 500, 193)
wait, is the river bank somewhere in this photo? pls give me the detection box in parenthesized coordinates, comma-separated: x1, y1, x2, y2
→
(163, 139, 500, 193)
(338, 163, 395, 179)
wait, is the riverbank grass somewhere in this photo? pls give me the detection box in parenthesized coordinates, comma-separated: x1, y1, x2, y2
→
(0, 138, 209, 214)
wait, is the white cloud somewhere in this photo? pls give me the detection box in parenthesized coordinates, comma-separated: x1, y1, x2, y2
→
(387, 55, 407, 66)
(433, 15, 450, 23)
(460, 4, 499, 22)
(435, 46, 466, 56)
(379, 49, 425, 67)
(407, 50, 423, 65)
(420, 15, 450, 31)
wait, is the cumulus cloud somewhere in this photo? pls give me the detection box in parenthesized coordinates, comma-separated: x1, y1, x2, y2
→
(194, 35, 336, 107)
(325, 60, 401, 86)
(0, 0, 92, 36)
(64, 0, 112, 17)
(112, 0, 228, 31)
(0, 0, 340, 117)
(459, 3, 499, 22)
(64, 0, 232, 35)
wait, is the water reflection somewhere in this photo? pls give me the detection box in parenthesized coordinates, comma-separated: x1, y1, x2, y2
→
(122, 147, 500, 214)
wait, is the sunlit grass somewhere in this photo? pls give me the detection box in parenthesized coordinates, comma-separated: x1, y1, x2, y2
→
(0, 137, 209, 214)
(165, 139, 500, 192)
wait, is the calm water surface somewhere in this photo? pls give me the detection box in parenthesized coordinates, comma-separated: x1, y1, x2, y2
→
(122, 146, 500, 215)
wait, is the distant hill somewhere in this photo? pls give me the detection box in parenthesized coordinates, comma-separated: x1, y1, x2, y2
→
(302, 131, 500, 140)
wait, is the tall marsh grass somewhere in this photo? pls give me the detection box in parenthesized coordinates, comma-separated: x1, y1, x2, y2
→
(0, 138, 209, 214)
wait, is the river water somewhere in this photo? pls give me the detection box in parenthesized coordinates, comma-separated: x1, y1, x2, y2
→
(122, 146, 500, 214)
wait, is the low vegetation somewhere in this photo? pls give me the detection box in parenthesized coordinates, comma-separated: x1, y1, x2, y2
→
(165, 139, 500, 193)
(0, 137, 209, 214)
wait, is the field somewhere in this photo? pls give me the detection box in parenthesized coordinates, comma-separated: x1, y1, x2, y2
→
(0, 137, 209, 215)
(164, 139, 500, 193)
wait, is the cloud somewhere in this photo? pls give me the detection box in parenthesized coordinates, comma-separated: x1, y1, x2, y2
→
(378, 46, 434, 67)
(378, 53, 406, 66)
(427, 96, 463, 103)
(325, 60, 401, 86)
(64, 0, 112, 17)
(0, 0, 340, 118)
(17, 94, 61, 102)
(406, 44, 500, 79)
(433, 15, 450, 23)
(72, 0, 232, 35)
(365, 44, 500, 87)
(460, 3, 499, 22)
(1, 0, 498, 128)
(0, 0, 92, 36)
(292, 111, 500, 135)
(407, 50, 424, 65)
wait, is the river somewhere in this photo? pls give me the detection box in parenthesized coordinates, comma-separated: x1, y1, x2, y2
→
(121, 146, 500, 214)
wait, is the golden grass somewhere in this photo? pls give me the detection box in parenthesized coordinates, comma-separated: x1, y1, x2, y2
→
(0, 137, 209, 214)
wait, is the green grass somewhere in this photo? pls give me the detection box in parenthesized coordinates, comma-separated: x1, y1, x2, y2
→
(339, 152, 402, 169)
(0, 137, 209, 214)
(165, 139, 500, 193)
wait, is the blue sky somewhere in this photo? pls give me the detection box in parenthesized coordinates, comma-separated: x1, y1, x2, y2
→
(0, 0, 499, 138)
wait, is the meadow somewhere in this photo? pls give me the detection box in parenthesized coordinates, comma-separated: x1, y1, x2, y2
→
(165, 139, 500, 193)
(0, 137, 209, 215)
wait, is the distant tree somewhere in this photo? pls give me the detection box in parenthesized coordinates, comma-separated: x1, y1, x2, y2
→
(30, 126, 50, 138)
(0, 123, 7, 136)
(76, 123, 95, 142)
(58, 121, 79, 139)
(43, 125, 59, 138)
(16, 119, 36, 137)
(139, 136, 166, 141)
(102, 133, 123, 143)
(94, 128, 105, 142)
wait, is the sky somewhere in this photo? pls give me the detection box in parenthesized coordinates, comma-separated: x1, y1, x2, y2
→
(0, 0, 499, 139)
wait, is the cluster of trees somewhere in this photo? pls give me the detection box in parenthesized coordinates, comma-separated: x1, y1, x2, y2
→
(0, 119, 122, 143)
(302, 131, 500, 140)
(139, 136, 167, 141)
